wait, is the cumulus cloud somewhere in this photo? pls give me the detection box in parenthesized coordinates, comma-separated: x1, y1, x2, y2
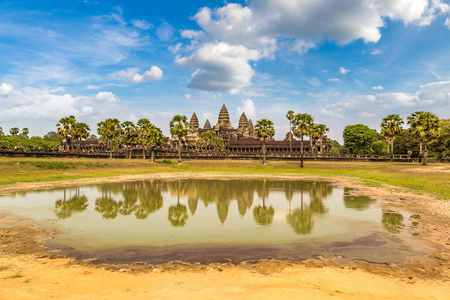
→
(0, 83, 14, 95)
(93, 91, 119, 102)
(177, 0, 448, 94)
(236, 99, 256, 121)
(175, 42, 260, 94)
(131, 19, 151, 30)
(339, 67, 350, 74)
(109, 68, 140, 80)
(372, 85, 384, 90)
(109, 66, 163, 84)
(129, 66, 163, 84)
(416, 80, 450, 103)
(0, 87, 120, 121)
(191, 0, 446, 48)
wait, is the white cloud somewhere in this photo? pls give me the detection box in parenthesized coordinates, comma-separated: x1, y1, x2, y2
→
(372, 85, 384, 90)
(178, 0, 448, 94)
(416, 80, 450, 103)
(109, 66, 163, 84)
(370, 49, 384, 55)
(445, 18, 450, 29)
(129, 66, 163, 84)
(318, 108, 343, 119)
(236, 99, 256, 121)
(0, 83, 14, 95)
(359, 112, 376, 117)
(0, 87, 121, 121)
(175, 42, 260, 94)
(131, 19, 151, 30)
(109, 68, 140, 80)
(86, 85, 100, 90)
(185, 94, 192, 99)
(93, 91, 119, 103)
(156, 22, 176, 41)
(340, 67, 350, 74)
(328, 78, 340, 82)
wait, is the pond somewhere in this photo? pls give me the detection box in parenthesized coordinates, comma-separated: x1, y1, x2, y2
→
(0, 179, 418, 264)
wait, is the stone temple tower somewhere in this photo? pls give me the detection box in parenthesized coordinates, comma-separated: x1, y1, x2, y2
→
(238, 112, 249, 137)
(204, 119, 211, 130)
(247, 119, 255, 138)
(189, 112, 199, 133)
(216, 104, 232, 129)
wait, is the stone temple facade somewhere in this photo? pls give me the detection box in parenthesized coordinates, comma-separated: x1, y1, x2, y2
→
(170, 104, 331, 156)
(185, 104, 256, 144)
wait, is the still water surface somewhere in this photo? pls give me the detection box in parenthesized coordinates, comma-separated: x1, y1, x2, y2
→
(0, 179, 413, 264)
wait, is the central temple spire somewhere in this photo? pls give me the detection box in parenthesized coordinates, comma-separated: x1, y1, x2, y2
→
(216, 104, 232, 129)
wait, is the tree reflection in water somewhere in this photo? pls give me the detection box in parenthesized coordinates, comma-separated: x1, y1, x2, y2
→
(167, 180, 189, 227)
(94, 181, 163, 220)
(382, 211, 404, 234)
(53, 179, 334, 228)
(253, 179, 275, 225)
(343, 188, 376, 211)
(54, 187, 88, 219)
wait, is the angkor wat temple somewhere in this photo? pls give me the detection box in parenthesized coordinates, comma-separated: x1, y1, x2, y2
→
(58, 104, 331, 157)
(168, 104, 331, 156)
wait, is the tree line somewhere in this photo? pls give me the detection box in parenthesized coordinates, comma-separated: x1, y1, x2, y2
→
(1, 110, 447, 166)
(336, 111, 448, 165)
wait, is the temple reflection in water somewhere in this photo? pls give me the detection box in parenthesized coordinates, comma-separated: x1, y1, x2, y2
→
(50, 179, 399, 236)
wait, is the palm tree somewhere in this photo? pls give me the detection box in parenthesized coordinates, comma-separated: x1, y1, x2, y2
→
(381, 114, 404, 160)
(292, 113, 314, 168)
(97, 118, 121, 158)
(316, 124, 329, 155)
(72, 122, 91, 152)
(407, 111, 440, 165)
(137, 119, 165, 161)
(56, 116, 76, 151)
(254, 119, 275, 165)
(121, 121, 138, 159)
(309, 124, 329, 156)
(137, 118, 152, 159)
(9, 127, 19, 137)
(169, 115, 189, 163)
(22, 128, 29, 139)
(286, 110, 295, 155)
(195, 130, 224, 154)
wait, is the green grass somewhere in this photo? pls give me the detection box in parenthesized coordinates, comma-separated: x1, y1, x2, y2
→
(0, 157, 448, 200)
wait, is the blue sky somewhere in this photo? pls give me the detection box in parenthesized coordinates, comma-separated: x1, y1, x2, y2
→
(1, 0, 449, 142)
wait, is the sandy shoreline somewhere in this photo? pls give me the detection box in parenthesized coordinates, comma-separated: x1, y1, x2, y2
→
(1, 172, 449, 299)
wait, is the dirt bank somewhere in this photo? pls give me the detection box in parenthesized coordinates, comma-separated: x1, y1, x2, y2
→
(1, 172, 449, 299)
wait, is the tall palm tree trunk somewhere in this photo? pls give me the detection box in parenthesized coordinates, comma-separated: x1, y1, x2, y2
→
(289, 120, 292, 156)
(142, 145, 146, 159)
(391, 140, 394, 161)
(151, 147, 155, 163)
(178, 139, 181, 163)
(300, 136, 304, 168)
(423, 143, 428, 165)
(419, 140, 423, 163)
(262, 140, 266, 165)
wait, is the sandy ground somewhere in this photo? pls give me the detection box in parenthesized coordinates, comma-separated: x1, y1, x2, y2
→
(1, 171, 450, 299)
